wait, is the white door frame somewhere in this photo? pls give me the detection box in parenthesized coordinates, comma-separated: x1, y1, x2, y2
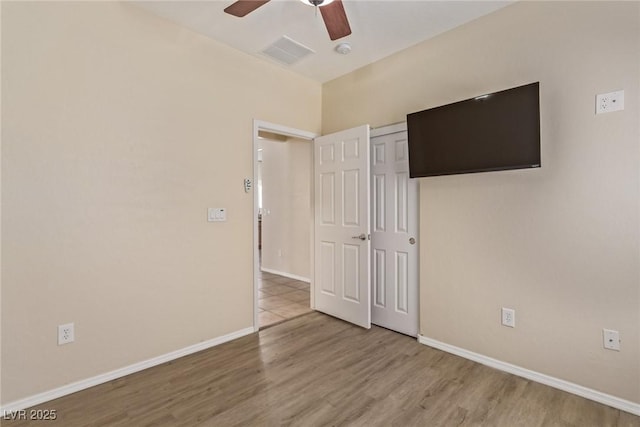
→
(370, 122, 407, 139)
(252, 120, 318, 331)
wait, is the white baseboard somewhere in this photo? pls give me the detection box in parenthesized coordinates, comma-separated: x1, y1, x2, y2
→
(1, 326, 255, 413)
(418, 335, 640, 416)
(260, 267, 310, 283)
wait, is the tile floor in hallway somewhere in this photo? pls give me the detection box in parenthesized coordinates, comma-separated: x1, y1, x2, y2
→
(258, 271, 312, 327)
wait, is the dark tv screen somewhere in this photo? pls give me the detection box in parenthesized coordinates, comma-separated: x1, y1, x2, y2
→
(407, 82, 540, 178)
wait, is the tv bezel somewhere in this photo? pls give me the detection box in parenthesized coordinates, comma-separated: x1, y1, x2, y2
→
(407, 82, 541, 178)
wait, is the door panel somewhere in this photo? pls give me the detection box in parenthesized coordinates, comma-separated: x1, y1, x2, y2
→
(373, 249, 386, 307)
(343, 169, 360, 226)
(373, 174, 385, 231)
(320, 173, 336, 224)
(396, 172, 409, 233)
(320, 242, 336, 295)
(395, 251, 409, 313)
(342, 244, 360, 301)
(314, 125, 371, 329)
(370, 129, 418, 336)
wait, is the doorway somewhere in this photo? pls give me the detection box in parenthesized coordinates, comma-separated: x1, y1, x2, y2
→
(252, 120, 418, 336)
(312, 123, 419, 336)
(257, 132, 312, 327)
(252, 121, 318, 330)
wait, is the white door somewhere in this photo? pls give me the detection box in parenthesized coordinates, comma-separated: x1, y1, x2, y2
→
(314, 125, 371, 328)
(370, 126, 419, 336)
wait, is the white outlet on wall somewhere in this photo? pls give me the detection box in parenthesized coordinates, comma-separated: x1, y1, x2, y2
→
(501, 308, 515, 328)
(58, 323, 75, 345)
(596, 90, 624, 114)
(603, 329, 620, 351)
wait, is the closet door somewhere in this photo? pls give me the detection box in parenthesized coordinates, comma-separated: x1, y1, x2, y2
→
(370, 127, 418, 336)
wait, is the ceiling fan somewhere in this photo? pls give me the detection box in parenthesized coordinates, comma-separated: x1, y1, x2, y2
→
(224, 0, 352, 41)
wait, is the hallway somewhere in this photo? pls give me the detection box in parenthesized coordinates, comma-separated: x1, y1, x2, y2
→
(258, 271, 311, 327)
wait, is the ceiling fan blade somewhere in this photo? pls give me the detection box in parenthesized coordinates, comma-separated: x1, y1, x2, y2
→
(224, 0, 270, 18)
(320, 0, 352, 41)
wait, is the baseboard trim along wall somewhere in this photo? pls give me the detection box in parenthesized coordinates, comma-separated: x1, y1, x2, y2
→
(418, 335, 640, 416)
(1, 326, 255, 413)
(260, 267, 310, 283)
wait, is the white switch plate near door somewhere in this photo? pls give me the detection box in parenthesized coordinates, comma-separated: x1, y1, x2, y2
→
(208, 208, 227, 222)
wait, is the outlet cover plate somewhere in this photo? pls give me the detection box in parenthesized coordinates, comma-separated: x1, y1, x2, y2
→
(58, 323, 75, 345)
(603, 328, 620, 351)
(596, 90, 624, 114)
(501, 308, 515, 328)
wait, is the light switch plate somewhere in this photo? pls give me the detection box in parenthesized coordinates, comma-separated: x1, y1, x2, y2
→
(208, 208, 227, 222)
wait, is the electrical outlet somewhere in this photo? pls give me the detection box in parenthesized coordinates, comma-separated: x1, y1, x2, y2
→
(501, 308, 515, 328)
(596, 90, 624, 114)
(603, 329, 620, 351)
(58, 323, 75, 345)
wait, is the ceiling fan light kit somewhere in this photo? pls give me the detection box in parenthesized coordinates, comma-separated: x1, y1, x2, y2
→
(224, 0, 351, 41)
(299, 0, 335, 6)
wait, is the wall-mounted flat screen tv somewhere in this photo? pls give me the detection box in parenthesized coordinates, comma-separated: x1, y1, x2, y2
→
(407, 82, 540, 178)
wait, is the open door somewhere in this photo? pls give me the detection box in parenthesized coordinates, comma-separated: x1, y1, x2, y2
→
(314, 125, 371, 328)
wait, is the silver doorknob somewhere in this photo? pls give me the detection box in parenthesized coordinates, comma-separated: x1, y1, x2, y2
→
(409, 237, 416, 245)
(352, 233, 367, 241)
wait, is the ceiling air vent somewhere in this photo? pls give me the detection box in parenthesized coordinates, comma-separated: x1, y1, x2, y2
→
(261, 36, 315, 65)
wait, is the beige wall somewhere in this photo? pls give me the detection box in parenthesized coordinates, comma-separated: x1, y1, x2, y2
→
(259, 138, 311, 280)
(323, 1, 639, 403)
(1, 2, 321, 403)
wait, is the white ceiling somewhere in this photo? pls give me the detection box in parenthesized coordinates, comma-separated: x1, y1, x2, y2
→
(134, 0, 512, 83)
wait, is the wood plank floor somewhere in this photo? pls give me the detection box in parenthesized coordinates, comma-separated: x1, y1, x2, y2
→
(4, 312, 639, 426)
